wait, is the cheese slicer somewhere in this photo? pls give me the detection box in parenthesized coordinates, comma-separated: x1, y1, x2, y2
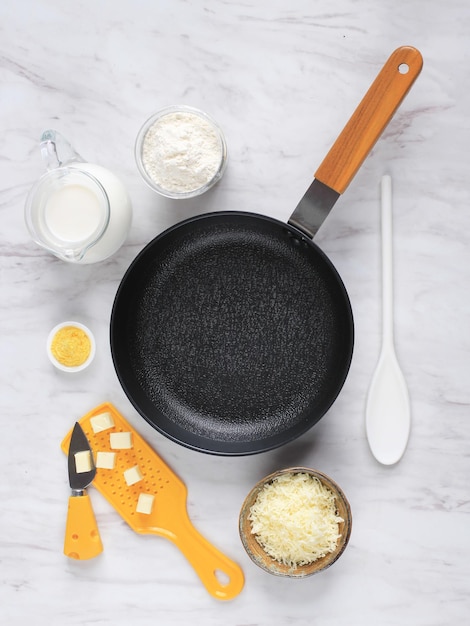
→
(64, 421, 103, 559)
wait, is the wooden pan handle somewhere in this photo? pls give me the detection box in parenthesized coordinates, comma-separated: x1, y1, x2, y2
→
(315, 46, 423, 194)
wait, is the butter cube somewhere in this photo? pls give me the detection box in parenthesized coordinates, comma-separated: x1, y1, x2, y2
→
(90, 412, 115, 434)
(95, 451, 116, 470)
(74, 450, 92, 474)
(136, 493, 155, 515)
(123, 465, 143, 486)
(110, 431, 133, 449)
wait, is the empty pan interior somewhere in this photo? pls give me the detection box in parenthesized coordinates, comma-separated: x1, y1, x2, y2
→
(110, 212, 353, 455)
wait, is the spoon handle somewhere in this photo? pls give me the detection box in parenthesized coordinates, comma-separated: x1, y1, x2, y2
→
(381, 175, 394, 349)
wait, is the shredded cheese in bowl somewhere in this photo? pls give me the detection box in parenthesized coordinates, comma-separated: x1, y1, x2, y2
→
(239, 468, 352, 577)
(249, 473, 343, 567)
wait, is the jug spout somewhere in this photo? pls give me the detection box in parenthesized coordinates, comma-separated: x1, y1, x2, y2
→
(40, 129, 84, 171)
(60, 247, 87, 262)
(33, 240, 87, 263)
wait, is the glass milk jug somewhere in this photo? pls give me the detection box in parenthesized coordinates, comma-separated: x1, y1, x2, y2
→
(25, 130, 132, 263)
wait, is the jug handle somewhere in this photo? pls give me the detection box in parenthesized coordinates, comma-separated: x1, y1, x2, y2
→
(40, 129, 84, 170)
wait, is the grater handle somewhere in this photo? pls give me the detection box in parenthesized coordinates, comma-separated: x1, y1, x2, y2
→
(165, 511, 245, 601)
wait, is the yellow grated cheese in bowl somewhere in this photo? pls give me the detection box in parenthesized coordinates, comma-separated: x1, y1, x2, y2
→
(248, 472, 343, 567)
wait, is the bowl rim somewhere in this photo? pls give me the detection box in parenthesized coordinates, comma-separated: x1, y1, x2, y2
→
(239, 466, 352, 577)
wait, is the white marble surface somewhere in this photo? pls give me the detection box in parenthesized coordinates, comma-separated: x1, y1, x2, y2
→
(1, 0, 470, 623)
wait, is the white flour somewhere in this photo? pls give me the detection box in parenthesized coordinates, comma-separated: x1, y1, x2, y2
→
(141, 110, 223, 194)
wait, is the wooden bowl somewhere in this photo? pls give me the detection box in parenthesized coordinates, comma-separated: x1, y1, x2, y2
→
(239, 467, 352, 577)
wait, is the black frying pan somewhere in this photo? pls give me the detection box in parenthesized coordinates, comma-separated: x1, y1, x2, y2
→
(111, 47, 422, 455)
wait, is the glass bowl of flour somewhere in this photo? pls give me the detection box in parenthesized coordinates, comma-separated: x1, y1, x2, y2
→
(135, 105, 227, 199)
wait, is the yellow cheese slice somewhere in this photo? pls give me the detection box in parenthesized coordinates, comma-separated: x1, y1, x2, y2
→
(74, 450, 92, 474)
(90, 412, 115, 433)
(136, 493, 155, 514)
(123, 465, 143, 486)
(95, 451, 116, 470)
(110, 431, 132, 449)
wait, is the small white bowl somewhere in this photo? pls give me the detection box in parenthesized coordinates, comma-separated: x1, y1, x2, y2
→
(47, 321, 96, 372)
(135, 105, 227, 199)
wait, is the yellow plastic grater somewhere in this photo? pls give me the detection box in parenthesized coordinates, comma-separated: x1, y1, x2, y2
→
(61, 402, 244, 601)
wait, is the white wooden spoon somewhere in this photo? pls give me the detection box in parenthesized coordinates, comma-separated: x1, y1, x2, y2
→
(366, 175, 411, 465)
